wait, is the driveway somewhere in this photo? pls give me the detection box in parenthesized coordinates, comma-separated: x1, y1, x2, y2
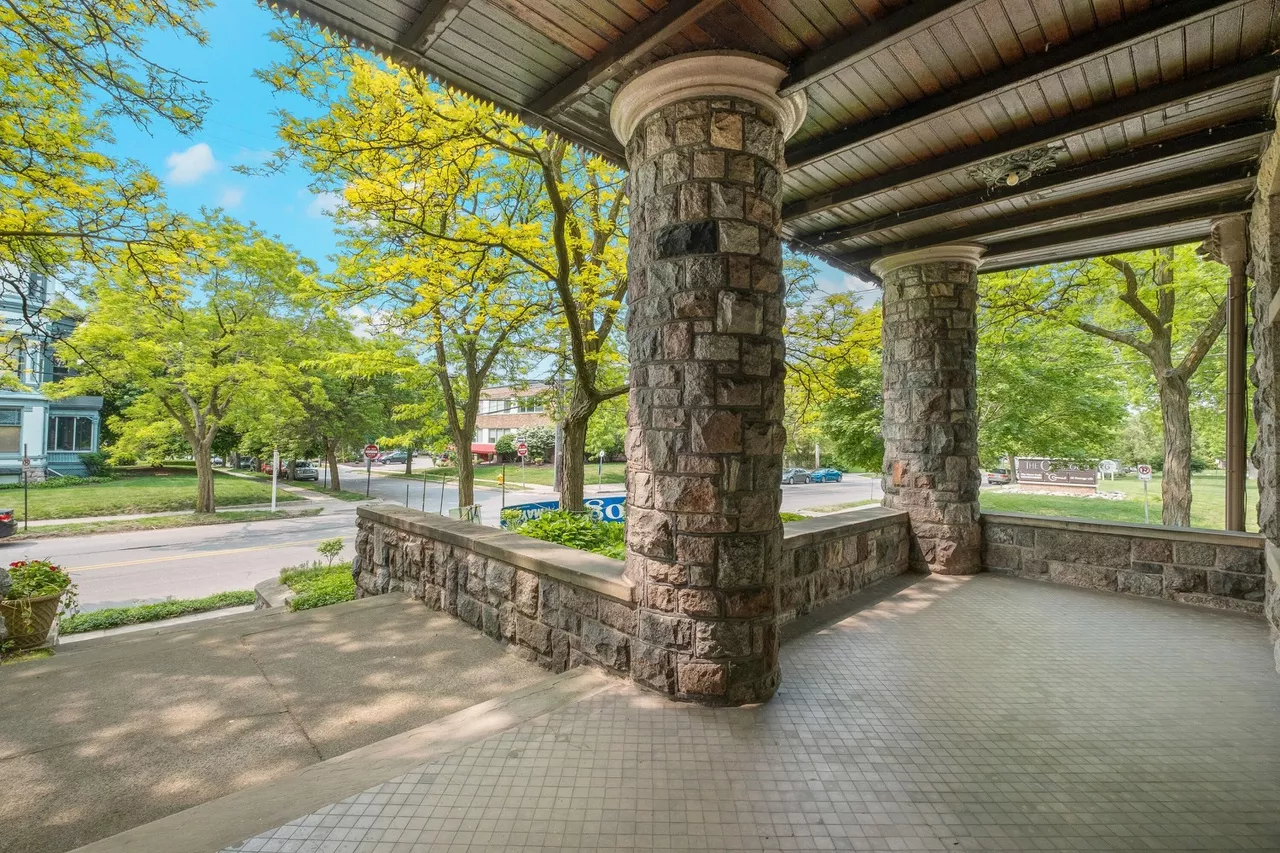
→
(0, 595, 548, 853)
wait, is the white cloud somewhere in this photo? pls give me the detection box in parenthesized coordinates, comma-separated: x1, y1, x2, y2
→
(219, 187, 245, 208)
(306, 191, 342, 218)
(165, 142, 218, 185)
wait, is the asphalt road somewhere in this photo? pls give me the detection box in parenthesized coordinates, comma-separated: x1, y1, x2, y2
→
(11, 470, 882, 612)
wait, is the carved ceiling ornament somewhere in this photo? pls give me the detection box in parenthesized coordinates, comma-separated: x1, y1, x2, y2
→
(966, 144, 1062, 189)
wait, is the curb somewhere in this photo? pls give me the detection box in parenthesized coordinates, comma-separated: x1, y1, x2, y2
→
(253, 578, 293, 610)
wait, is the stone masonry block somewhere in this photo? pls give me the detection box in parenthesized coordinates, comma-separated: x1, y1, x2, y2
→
(1173, 542, 1217, 566)
(1048, 562, 1117, 591)
(1117, 569, 1163, 598)
(1035, 529, 1129, 569)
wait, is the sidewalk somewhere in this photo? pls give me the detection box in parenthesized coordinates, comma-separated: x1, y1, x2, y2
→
(21, 498, 344, 528)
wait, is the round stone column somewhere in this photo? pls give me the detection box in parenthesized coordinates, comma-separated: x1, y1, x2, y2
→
(872, 245, 985, 575)
(610, 53, 806, 704)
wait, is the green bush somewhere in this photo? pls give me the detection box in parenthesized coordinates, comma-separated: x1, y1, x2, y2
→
(779, 512, 808, 522)
(0, 475, 115, 491)
(60, 590, 255, 634)
(281, 561, 355, 611)
(513, 510, 625, 560)
(79, 451, 112, 477)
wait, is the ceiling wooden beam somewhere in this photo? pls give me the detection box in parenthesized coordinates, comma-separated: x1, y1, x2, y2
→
(840, 164, 1255, 265)
(780, 0, 964, 97)
(981, 235, 1221, 273)
(978, 197, 1250, 265)
(785, 0, 1246, 170)
(781, 53, 1280, 222)
(528, 0, 723, 115)
(399, 0, 471, 53)
(802, 119, 1272, 247)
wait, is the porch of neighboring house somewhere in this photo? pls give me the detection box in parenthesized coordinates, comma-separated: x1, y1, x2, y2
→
(37, 0, 1280, 851)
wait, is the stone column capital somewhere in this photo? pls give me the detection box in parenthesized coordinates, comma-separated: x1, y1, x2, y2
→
(870, 244, 987, 279)
(610, 51, 807, 145)
(1210, 214, 1249, 266)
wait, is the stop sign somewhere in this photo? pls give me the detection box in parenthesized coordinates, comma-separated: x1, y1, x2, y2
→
(363, 443, 380, 461)
(516, 441, 528, 458)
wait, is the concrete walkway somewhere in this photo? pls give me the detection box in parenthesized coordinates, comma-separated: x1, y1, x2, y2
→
(0, 595, 550, 853)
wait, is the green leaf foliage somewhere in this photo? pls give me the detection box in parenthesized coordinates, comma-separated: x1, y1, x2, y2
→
(281, 561, 356, 611)
(60, 590, 255, 634)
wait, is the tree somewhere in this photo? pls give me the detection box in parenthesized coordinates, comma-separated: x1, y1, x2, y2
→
(976, 314, 1128, 469)
(982, 246, 1227, 525)
(260, 23, 628, 511)
(1, 0, 209, 343)
(50, 215, 320, 512)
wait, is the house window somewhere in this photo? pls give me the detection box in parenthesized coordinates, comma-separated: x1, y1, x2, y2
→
(47, 416, 93, 451)
(517, 398, 543, 414)
(0, 409, 20, 454)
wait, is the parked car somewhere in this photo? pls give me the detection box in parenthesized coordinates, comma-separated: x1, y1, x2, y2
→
(782, 468, 811, 485)
(292, 461, 319, 482)
(985, 468, 1012, 485)
(810, 468, 843, 483)
(211, 456, 225, 467)
(379, 450, 409, 465)
(239, 458, 257, 470)
(0, 508, 14, 539)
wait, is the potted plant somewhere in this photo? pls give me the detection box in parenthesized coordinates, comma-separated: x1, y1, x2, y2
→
(1, 560, 78, 652)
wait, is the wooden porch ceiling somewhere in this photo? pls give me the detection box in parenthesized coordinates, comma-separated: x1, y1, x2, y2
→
(270, 0, 1280, 278)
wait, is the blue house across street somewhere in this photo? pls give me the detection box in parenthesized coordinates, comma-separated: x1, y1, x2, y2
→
(0, 272, 102, 483)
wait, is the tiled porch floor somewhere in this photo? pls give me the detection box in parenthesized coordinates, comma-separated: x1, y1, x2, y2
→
(223, 575, 1280, 852)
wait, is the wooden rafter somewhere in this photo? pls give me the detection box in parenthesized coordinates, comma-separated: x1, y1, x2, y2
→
(528, 0, 724, 115)
(399, 0, 472, 52)
(781, 53, 1280, 222)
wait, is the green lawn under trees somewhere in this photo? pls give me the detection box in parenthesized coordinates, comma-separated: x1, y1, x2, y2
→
(980, 471, 1259, 532)
(2, 470, 298, 521)
(403, 462, 628, 488)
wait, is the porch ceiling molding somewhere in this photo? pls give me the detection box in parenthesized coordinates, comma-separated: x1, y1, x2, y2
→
(870, 244, 986, 278)
(609, 52, 808, 145)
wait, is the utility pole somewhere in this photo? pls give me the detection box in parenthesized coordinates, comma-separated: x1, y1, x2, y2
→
(271, 447, 279, 511)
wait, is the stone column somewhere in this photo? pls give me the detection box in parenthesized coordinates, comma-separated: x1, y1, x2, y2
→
(1249, 120, 1280, 672)
(872, 246, 985, 575)
(610, 53, 806, 704)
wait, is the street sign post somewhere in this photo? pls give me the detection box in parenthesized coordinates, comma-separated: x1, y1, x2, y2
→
(271, 447, 279, 511)
(517, 441, 528, 488)
(363, 444, 379, 497)
(598, 449, 605, 491)
(1138, 464, 1154, 523)
(21, 444, 29, 531)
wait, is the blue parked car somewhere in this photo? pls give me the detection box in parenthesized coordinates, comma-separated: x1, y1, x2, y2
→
(810, 468, 844, 483)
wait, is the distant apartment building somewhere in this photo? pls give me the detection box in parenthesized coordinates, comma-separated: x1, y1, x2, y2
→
(0, 272, 103, 483)
(471, 383, 551, 460)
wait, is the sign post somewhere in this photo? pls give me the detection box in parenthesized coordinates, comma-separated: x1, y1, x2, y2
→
(21, 444, 29, 531)
(598, 449, 605, 491)
(517, 441, 528, 488)
(271, 447, 279, 511)
(1138, 464, 1153, 523)
(363, 443, 379, 497)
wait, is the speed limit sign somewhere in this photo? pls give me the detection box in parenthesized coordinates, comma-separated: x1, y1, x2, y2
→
(1137, 464, 1153, 481)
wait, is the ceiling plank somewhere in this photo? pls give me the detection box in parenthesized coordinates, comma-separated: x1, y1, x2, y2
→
(779, 0, 966, 96)
(781, 53, 1280, 221)
(801, 119, 1272, 247)
(978, 197, 1250, 264)
(786, 0, 1247, 170)
(839, 163, 1255, 264)
(528, 0, 724, 115)
(399, 0, 472, 52)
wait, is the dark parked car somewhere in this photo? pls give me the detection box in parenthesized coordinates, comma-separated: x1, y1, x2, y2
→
(782, 468, 811, 485)
(985, 468, 1012, 485)
(810, 468, 843, 483)
(0, 508, 14, 539)
(239, 458, 257, 470)
(378, 450, 409, 465)
(292, 462, 319, 482)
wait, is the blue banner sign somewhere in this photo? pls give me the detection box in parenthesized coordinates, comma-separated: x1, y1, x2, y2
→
(502, 495, 626, 526)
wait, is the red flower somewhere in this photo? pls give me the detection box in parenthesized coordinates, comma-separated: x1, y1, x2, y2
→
(10, 561, 24, 568)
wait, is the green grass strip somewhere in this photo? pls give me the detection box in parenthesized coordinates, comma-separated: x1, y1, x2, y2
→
(60, 590, 257, 635)
(281, 561, 356, 611)
(8, 508, 323, 540)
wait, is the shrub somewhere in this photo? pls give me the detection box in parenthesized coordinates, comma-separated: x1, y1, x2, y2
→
(280, 561, 355, 611)
(60, 590, 255, 634)
(316, 537, 344, 567)
(0, 475, 114, 491)
(779, 512, 807, 522)
(79, 451, 112, 477)
(513, 510, 624, 560)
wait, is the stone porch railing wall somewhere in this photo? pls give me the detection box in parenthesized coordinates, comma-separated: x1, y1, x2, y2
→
(353, 505, 911, 678)
(982, 512, 1266, 616)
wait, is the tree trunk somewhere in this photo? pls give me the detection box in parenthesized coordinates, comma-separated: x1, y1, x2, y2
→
(560, 415, 589, 510)
(324, 439, 341, 492)
(455, 448, 474, 509)
(193, 437, 216, 514)
(1157, 373, 1194, 526)
(405, 446, 413, 476)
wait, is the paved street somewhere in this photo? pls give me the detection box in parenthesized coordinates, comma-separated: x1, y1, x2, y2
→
(7, 469, 881, 612)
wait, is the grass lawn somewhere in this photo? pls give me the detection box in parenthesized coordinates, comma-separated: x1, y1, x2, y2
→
(8, 508, 322, 540)
(981, 471, 1259, 532)
(397, 463, 627, 488)
(0, 470, 300, 521)
(240, 470, 368, 501)
(802, 499, 879, 514)
(60, 590, 257, 634)
(281, 560, 355, 611)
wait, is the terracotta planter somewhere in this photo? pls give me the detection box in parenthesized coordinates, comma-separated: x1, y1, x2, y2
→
(1, 592, 63, 651)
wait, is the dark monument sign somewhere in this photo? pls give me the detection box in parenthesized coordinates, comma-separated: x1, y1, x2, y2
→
(1015, 457, 1098, 487)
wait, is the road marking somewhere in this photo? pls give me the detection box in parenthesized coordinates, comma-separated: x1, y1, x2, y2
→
(69, 538, 332, 573)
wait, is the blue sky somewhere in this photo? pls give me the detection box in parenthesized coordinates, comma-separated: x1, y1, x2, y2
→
(108, 0, 870, 298)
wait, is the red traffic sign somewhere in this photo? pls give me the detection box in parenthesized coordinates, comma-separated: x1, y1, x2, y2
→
(1137, 464, 1153, 481)
(516, 441, 529, 458)
(363, 444, 380, 461)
